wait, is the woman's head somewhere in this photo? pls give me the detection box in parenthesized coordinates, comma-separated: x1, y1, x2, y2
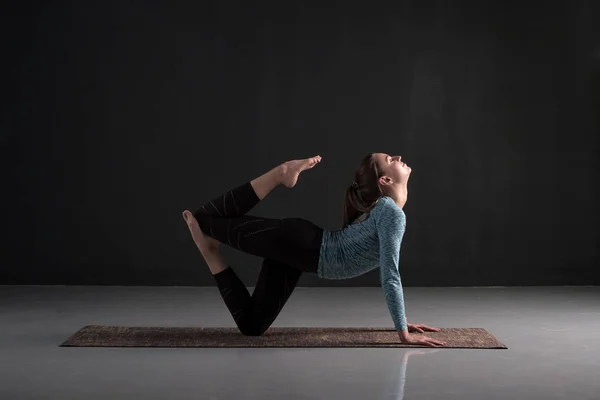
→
(342, 152, 412, 227)
(371, 152, 412, 186)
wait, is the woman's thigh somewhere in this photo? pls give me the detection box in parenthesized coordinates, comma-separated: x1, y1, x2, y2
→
(195, 214, 323, 273)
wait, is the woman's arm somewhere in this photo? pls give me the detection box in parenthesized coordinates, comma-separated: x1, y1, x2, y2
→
(377, 201, 445, 347)
(376, 202, 408, 334)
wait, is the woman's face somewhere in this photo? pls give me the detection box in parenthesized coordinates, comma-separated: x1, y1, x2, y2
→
(373, 152, 412, 185)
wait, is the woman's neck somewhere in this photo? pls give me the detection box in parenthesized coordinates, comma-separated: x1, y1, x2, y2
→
(389, 185, 408, 209)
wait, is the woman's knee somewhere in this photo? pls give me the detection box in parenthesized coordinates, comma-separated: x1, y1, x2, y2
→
(237, 317, 272, 336)
(192, 211, 214, 233)
(238, 323, 267, 337)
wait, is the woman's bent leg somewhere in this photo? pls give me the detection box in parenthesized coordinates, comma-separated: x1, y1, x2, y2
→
(213, 258, 303, 336)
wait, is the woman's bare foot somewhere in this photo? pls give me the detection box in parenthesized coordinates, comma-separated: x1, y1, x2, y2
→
(182, 210, 219, 255)
(182, 210, 228, 275)
(280, 155, 322, 188)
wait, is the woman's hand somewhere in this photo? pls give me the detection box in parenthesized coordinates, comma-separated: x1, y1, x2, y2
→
(398, 331, 446, 347)
(407, 323, 441, 333)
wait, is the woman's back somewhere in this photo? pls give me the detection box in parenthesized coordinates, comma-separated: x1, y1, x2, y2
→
(317, 196, 407, 280)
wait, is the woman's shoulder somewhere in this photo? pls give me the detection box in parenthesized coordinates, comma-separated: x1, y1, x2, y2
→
(375, 196, 404, 212)
(374, 196, 406, 222)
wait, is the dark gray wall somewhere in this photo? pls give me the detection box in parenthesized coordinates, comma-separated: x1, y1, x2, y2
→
(2, 2, 598, 286)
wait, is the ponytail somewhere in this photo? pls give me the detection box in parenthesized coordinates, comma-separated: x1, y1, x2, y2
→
(341, 153, 383, 228)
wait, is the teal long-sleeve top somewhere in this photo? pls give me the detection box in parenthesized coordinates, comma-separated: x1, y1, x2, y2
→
(317, 196, 408, 331)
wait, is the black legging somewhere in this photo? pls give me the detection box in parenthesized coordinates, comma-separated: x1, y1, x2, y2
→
(193, 181, 323, 336)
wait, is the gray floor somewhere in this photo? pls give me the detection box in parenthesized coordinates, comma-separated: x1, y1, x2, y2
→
(1, 285, 599, 400)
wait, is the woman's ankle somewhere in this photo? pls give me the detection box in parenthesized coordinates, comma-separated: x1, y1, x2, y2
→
(203, 251, 228, 274)
(211, 265, 230, 276)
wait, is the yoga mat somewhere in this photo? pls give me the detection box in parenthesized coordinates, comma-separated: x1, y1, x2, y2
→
(60, 325, 507, 349)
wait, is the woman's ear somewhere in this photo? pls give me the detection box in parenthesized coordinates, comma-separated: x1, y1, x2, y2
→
(379, 176, 393, 186)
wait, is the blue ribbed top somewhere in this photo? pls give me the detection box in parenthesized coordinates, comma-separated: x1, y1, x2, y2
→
(317, 196, 408, 331)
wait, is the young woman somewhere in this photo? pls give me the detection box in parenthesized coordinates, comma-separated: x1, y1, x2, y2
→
(182, 153, 446, 347)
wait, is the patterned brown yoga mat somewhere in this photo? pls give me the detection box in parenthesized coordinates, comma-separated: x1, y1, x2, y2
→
(60, 325, 507, 349)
